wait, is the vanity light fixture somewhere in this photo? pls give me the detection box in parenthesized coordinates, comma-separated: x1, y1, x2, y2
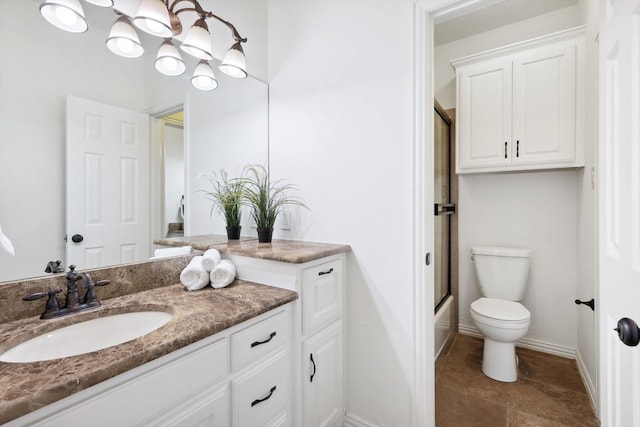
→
(39, 0, 248, 91)
(39, 0, 89, 33)
(191, 60, 218, 91)
(106, 15, 144, 58)
(155, 39, 186, 76)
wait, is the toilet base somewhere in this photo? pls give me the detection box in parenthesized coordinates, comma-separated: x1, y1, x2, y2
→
(481, 338, 518, 382)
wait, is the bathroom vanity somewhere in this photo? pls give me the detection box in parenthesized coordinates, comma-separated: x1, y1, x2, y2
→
(0, 239, 350, 427)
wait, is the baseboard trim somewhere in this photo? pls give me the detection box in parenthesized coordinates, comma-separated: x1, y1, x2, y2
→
(458, 324, 576, 359)
(344, 412, 380, 427)
(576, 349, 598, 414)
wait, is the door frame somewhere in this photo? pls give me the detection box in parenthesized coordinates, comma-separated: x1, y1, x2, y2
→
(149, 104, 184, 246)
(413, 1, 523, 425)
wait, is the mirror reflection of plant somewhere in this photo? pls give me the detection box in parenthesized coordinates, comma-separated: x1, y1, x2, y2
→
(198, 169, 244, 228)
(240, 164, 308, 229)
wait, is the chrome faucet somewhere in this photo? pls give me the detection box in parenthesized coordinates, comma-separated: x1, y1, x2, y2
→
(23, 265, 111, 320)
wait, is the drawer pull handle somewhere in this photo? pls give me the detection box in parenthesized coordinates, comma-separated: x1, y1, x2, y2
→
(251, 386, 277, 407)
(251, 331, 277, 348)
(310, 353, 317, 382)
(504, 141, 508, 159)
(318, 268, 334, 276)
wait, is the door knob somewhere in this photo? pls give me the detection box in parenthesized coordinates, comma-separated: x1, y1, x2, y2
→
(614, 318, 640, 347)
(71, 234, 84, 243)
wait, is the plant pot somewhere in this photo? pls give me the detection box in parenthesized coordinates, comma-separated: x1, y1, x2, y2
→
(256, 227, 273, 243)
(226, 225, 242, 240)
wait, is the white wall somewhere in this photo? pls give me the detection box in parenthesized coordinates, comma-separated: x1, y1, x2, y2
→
(267, 1, 417, 425)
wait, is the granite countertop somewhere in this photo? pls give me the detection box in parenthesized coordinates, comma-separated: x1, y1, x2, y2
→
(0, 281, 298, 424)
(154, 235, 351, 264)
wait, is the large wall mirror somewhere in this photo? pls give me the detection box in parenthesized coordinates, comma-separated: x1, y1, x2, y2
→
(0, 0, 268, 283)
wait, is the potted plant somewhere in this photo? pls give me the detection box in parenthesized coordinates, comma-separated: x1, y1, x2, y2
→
(240, 164, 307, 243)
(198, 169, 244, 240)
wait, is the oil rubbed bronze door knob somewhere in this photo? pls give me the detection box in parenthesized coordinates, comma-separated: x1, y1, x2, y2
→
(614, 318, 640, 347)
(71, 234, 84, 243)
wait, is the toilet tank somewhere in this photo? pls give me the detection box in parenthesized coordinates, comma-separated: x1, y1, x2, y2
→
(471, 246, 531, 301)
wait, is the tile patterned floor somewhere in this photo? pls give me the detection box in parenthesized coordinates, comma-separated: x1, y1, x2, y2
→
(435, 334, 600, 427)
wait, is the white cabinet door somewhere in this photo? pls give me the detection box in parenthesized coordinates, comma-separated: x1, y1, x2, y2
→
(302, 321, 343, 427)
(457, 58, 512, 171)
(512, 43, 576, 165)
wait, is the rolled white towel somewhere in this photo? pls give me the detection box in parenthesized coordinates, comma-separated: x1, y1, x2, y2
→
(210, 259, 236, 289)
(201, 248, 221, 272)
(180, 256, 210, 290)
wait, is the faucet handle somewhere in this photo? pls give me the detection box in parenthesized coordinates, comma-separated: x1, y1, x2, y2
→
(82, 279, 111, 304)
(23, 289, 61, 301)
(23, 289, 63, 318)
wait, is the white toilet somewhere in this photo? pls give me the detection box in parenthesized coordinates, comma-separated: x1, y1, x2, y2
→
(470, 246, 531, 382)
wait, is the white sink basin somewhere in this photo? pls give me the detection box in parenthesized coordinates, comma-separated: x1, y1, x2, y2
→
(0, 311, 173, 363)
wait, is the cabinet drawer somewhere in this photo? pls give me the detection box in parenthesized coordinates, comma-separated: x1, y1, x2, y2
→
(231, 352, 290, 427)
(231, 309, 289, 371)
(302, 260, 343, 335)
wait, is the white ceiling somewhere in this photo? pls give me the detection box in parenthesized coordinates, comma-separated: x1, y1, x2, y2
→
(434, 0, 579, 46)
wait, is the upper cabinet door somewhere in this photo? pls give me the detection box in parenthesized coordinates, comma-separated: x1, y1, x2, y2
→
(456, 58, 513, 172)
(512, 43, 577, 165)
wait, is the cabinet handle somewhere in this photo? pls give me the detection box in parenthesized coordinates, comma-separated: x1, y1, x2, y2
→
(250, 331, 276, 348)
(516, 140, 520, 157)
(504, 141, 508, 159)
(318, 268, 334, 276)
(251, 385, 277, 407)
(310, 353, 317, 382)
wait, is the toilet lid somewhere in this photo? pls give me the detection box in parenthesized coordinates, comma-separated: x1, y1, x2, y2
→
(471, 297, 530, 322)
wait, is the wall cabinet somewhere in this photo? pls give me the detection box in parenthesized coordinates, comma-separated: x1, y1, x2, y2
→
(228, 254, 346, 427)
(7, 306, 293, 427)
(452, 27, 585, 174)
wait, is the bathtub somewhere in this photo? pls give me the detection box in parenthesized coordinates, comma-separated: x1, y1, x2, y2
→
(435, 295, 454, 360)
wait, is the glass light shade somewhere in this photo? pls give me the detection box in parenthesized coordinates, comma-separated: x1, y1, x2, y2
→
(191, 61, 218, 91)
(155, 39, 186, 76)
(84, 0, 114, 6)
(106, 16, 144, 58)
(132, 0, 172, 38)
(180, 18, 213, 61)
(39, 0, 88, 33)
(219, 42, 247, 79)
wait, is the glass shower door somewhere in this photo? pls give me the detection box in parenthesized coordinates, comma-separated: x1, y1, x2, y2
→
(434, 104, 454, 311)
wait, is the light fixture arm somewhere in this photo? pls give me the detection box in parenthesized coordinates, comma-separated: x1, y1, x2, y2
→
(167, 0, 247, 43)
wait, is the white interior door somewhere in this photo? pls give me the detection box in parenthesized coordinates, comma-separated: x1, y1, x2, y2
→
(598, 1, 640, 425)
(66, 96, 150, 270)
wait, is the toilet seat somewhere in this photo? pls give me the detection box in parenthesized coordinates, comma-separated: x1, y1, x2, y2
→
(471, 297, 530, 324)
